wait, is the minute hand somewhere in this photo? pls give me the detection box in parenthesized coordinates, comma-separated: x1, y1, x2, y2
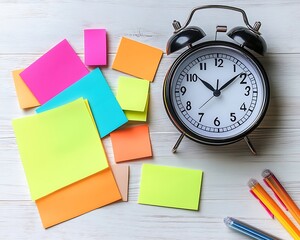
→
(219, 73, 242, 91)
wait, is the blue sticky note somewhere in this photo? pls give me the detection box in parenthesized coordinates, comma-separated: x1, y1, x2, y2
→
(36, 68, 127, 137)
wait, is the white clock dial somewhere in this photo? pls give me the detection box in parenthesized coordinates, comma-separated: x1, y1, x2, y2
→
(166, 42, 269, 143)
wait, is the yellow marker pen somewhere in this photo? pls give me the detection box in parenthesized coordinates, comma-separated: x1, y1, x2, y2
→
(248, 179, 300, 240)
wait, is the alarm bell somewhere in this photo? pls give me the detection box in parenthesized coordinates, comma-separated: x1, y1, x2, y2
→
(227, 25, 267, 55)
(166, 25, 206, 55)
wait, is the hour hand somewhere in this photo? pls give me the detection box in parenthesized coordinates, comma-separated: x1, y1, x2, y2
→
(197, 76, 215, 92)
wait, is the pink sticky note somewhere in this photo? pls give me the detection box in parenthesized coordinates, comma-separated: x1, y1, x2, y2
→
(84, 29, 107, 66)
(20, 39, 89, 104)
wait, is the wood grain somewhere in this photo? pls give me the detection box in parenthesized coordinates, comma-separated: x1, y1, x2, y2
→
(0, 1, 299, 239)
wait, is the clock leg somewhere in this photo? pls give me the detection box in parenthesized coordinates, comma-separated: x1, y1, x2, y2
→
(244, 136, 257, 155)
(172, 133, 185, 153)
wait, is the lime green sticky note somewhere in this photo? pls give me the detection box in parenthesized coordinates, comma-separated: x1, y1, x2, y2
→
(12, 98, 109, 200)
(138, 164, 203, 210)
(125, 96, 149, 121)
(116, 76, 149, 111)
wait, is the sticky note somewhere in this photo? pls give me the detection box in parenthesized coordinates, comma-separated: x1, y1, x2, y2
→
(117, 77, 149, 112)
(110, 124, 152, 163)
(111, 164, 130, 201)
(12, 98, 108, 200)
(12, 69, 40, 109)
(36, 168, 121, 228)
(84, 29, 107, 66)
(20, 39, 89, 104)
(124, 96, 149, 122)
(112, 37, 163, 81)
(36, 68, 127, 138)
(138, 164, 203, 210)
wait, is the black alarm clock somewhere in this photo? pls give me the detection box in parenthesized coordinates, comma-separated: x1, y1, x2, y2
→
(163, 5, 270, 154)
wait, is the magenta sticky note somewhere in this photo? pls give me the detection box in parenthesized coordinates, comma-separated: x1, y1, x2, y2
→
(20, 39, 89, 104)
(84, 29, 107, 66)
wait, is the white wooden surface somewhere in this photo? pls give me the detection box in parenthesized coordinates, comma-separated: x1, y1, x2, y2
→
(0, 1, 299, 239)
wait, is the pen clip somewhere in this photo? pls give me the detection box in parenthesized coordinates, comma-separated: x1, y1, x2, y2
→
(250, 190, 274, 219)
(263, 178, 288, 211)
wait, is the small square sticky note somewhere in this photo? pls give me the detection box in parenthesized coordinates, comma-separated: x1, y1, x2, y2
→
(138, 164, 203, 210)
(12, 98, 108, 200)
(36, 168, 121, 228)
(12, 69, 40, 109)
(112, 37, 163, 81)
(20, 39, 89, 104)
(117, 76, 149, 112)
(84, 29, 107, 66)
(37, 68, 127, 138)
(110, 124, 152, 163)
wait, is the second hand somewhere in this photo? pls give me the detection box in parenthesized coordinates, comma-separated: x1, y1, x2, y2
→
(198, 79, 220, 110)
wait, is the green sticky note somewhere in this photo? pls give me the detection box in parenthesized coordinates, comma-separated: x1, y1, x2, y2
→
(116, 76, 149, 111)
(125, 96, 149, 122)
(138, 164, 203, 210)
(12, 98, 109, 200)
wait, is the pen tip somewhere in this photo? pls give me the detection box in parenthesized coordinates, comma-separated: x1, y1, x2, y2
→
(248, 178, 258, 188)
(262, 169, 272, 178)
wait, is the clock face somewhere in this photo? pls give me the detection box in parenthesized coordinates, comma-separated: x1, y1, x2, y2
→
(164, 41, 269, 144)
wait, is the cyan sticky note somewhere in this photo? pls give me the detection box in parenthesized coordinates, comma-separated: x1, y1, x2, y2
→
(37, 68, 127, 137)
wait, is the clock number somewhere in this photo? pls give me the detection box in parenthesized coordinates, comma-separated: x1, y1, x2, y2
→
(180, 86, 186, 95)
(233, 64, 236, 72)
(186, 74, 198, 82)
(215, 59, 224, 67)
(198, 112, 204, 122)
(244, 86, 251, 96)
(239, 73, 247, 84)
(200, 62, 207, 70)
(186, 101, 192, 111)
(230, 113, 236, 122)
(214, 117, 220, 126)
(240, 102, 247, 111)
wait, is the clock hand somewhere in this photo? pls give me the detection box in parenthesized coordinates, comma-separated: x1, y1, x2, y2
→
(198, 95, 214, 110)
(197, 76, 215, 92)
(219, 73, 243, 92)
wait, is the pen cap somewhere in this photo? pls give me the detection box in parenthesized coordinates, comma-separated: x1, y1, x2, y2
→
(224, 217, 234, 227)
(262, 169, 273, 178)
(248, 178, 258, 188)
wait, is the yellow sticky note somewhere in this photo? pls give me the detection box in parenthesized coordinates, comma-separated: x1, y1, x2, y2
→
(138, 164, 203, 210)
(116, 76, 149, 112)
(12, 98, 108, 200)
(112, 37, 163, 82)
(125, 96, 149, 122)
(12, 69, 40, 109)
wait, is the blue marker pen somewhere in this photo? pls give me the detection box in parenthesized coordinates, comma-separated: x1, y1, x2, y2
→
(224, 217, 282, 240)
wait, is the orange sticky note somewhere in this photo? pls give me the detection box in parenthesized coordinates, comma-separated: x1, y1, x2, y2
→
(111, 164, 130, 201)
(112, 37, 163, 82)
(35, 168, 121, 228)
(110, 124, 152, 163)
(12, 69, 40, 109)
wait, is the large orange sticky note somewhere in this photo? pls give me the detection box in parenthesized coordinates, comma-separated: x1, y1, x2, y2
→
(12, 69, 40, 109)
(112, 37, 163, 81)
(36, 168, 121, 228)
(111, 164, 130, 201)
(110, 124, 152, 163)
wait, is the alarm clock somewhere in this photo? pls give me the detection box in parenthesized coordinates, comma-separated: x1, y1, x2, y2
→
(163, 5, 270, 154)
